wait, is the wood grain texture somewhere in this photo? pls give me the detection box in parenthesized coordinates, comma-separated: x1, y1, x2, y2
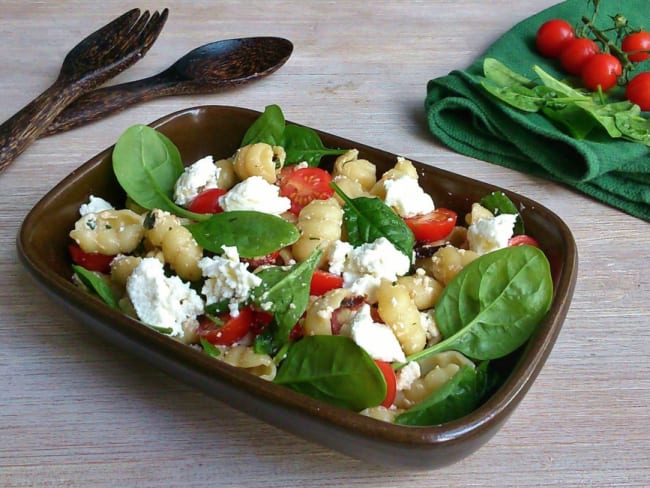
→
(1, 1, 648, 487)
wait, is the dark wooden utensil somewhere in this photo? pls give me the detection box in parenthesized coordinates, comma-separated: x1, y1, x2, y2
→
(42, 37, 294, 137)
(0, 8, 168, 174)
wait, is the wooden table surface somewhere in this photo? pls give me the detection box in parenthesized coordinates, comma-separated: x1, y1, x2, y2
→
(1, 1, 648, 486)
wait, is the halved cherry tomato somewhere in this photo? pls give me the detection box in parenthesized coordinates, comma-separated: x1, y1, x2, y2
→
(581, 53, 622, 91)
(404, 208, 457, 243)
(536, 19, 575, 58)
(374, 360, 397, 408)
(278, 167, 334, 214)
(68, 243, 115, 273)
(622, 30, 650, 63)
(310, 269, 344, 296)
(508, 234, 540, 247)
(197, 306, 254, 346)
(187, 188, 227, 214)
(560, 37, 599, 75)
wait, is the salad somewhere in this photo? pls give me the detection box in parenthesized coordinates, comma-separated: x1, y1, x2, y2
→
(68, 105, 553, 426)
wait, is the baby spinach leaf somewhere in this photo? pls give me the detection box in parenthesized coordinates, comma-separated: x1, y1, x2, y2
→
(394, 363, 485, 426)
(615, 111, 650, 145)
(479, 191, 525, 235)
(407, 245, 553, 363)
(274, 335, 386, 411)
(241, 104, 285, 146)
(200, 338, 221, 358)
(281, 124, 346, 166)
(332, 183, 414, 258)
(113, 125, 183, 210)
(251, 250, 321, 345)
(72, 265, 119, 309)
(480, 82, 545, 113)
(541, 103, 599, 139)
(185, 210, 300, 258)
(112, 125, 209, 221)
(483, 58, 535, 88)
(242, 105, 346, 166)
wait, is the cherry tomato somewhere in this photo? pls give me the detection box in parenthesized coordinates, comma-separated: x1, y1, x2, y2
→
(249, 310, 275, 336)
(508, 234, 540, 247)
(197, 306, 254, 346)
(278, 167, 334, 214)
(187, 188, 227, 214)
(374, 360, 397, 408)
(404, 208, 457, 243)
(536, 19, 575, 58)
(560, 38, 599, 75)
(622, 30, 650, 63)
(310, 269, 344, 296)
(581, 53, 622, 91)
(68, 243, 115, 273)
(626, 72, 650, 110)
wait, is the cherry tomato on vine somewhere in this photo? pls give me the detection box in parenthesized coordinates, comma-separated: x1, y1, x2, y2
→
(310, 269, 344, 296)
(197, 306, 254, 346)
(560, 37, 599, 75)
(536, 19, 576, 58)
(626, 72, 650, 111)
(404, 208, 457, 243)
(187, 188, 227, 214)
(68, 243, 115, 273)
(622, 30, 650, 63)
(581, 53, 622, 91)
(374, 360, 397, 408)
(278, 167, 334, 214)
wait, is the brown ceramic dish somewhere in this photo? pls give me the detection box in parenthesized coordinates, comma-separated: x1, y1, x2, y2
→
(17, 105, 578, 470)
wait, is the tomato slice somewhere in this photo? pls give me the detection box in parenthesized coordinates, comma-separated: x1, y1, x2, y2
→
(278, 167, 334, 214)
(310, 269, 344, 296)
(374, 360, 397, 408)
(508, 234, 540, 247)
(198, 306, 254, 345)
(68, 243, 115, 273)
(187, 188, 227, 214)
(404, 208, 457, 243)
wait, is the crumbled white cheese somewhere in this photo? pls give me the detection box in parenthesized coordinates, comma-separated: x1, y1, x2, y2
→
(349, 304, 406, 362)
(173, 155, 221, 206)
(337, 237, 411, 303)
(126, 257, 204, 339)
(327, 240, 353, 275)
(79, 195, 114, 216)
(383, 175, 434, 218)
(218, 176, 291, 215)
(199, 245, 262, 311)
(396, 361, 421, 391)
(467, 214, 517, 255)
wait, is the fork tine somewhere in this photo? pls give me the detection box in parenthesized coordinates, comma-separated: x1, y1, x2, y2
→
(96, 9, 142, 40)
(137, 9, 169, 55)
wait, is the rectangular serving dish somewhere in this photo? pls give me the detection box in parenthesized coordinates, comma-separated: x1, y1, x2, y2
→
(17, 105, 578, 470)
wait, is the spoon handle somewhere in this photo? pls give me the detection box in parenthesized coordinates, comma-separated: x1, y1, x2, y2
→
(41, 76, 181, 137)
(0, 81, 83, 174)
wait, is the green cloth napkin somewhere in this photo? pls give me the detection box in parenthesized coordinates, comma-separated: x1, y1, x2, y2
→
(425, 0, 650, 221)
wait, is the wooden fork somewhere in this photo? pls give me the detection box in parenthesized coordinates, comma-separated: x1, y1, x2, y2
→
(0, 8, 168, 174)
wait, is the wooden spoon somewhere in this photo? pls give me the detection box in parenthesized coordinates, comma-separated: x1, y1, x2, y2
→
(42, 37, 294, 136)
(0, 9, 167, 173)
